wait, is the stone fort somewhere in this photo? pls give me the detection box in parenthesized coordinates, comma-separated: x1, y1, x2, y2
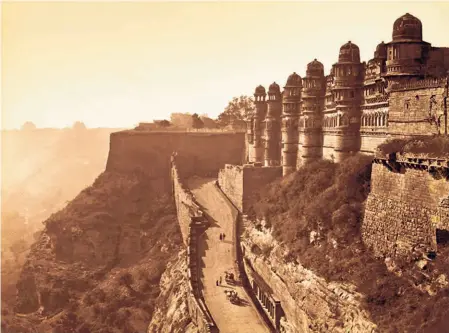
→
(101, 13, 449, 333)
(244, 13, 449, 176)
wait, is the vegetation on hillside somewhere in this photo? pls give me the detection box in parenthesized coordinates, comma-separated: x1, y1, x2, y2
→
(247, 154, 449, 333)
(377, 135, 449, 157)
(2, 169, 182, 333)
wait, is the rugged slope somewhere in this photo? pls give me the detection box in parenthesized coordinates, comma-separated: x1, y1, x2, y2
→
(246, 155, 449, 333)
(4, 169, 184, 333)
(147, 250, 198, 333)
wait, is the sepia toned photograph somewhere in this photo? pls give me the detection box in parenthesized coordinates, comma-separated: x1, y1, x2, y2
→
(1, 1, 449, 333)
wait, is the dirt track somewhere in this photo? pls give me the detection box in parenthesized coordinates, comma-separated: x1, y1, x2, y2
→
(188, 177, 270, 333)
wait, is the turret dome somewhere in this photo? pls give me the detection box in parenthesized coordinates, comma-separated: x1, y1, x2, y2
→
(392, 13, 422, 42)
(268, 82, 281, 94)
(374, 41, 387, 59)
(254, 85, 266, 95)
(285, 72, 302, 86)
(306, 59, 324, 77)
(338, 41, 360, 63)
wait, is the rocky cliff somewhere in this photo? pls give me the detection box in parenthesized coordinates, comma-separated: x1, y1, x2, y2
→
(10, 169, 183, 333)
(242, 221, 377, 333)
(147, 250, 198, 333)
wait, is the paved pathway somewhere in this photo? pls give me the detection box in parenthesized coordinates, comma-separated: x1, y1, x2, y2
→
(188, 177, 270, 333)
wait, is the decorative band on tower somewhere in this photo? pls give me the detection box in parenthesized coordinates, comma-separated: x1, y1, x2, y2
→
(331, 41, 364, 162)
(299, 59, 326, 165)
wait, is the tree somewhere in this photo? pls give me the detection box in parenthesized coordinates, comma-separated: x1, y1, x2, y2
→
(157, 120, 171, 128)
(21, 121, 36, 131)
(217, 95, 255, 128)
(192, 113, 204, 129)
(72, 121, 87, 131)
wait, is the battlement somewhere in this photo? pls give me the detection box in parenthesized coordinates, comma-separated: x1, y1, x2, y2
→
(374, 152, 449, 172)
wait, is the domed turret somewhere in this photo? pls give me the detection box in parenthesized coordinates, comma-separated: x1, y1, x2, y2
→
(254, 85, 266, 95)
(392, 13, 422, 42)
(374, 41, 387, 59)
(338, 41, 360, 63)
(268, 82, 281, 94)
(286, 72, 302, 87)
(306, 59, 324, 77)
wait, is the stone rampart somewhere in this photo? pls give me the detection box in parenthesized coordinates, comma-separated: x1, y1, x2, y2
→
(171, 161, 218, 333)
(362, 153, 449, 257)
(388, 85, 448, 136)
(360, 132, 388, 154)
(106, 130, 246, 187)
(218, 164, 282, 213)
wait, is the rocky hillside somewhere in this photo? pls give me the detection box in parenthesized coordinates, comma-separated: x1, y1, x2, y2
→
(247, 154, 449, 333)
(2, 169, 185, 333)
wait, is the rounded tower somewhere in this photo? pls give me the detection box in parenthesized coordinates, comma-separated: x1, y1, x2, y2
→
(281, 72, 302, 176)
(264, 82, 282, 166)
(384, 13, 430, 83)
(331, 41, 364, 161)
(253, 85, 267, 163)
(300, 59, 326, 165)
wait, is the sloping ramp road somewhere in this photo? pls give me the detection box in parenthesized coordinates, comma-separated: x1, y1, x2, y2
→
(188, 177, 271, 333)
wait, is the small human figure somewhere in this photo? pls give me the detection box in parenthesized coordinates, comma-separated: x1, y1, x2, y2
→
(219, 276, 222, 284)
(219, 233, 223, 241)
(223, 233, 226, 241)
(216, 280, 219, 286)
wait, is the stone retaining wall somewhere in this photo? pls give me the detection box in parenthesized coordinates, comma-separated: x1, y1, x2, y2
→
(218, 164, 282, 213)
(171, 160, 218, 333)
(362, 153, 449, 257)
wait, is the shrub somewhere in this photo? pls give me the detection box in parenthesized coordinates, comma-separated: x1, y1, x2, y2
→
(378, 135, 449, 157)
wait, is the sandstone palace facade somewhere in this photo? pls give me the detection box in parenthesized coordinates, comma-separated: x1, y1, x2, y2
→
(245, 13, 449, 176)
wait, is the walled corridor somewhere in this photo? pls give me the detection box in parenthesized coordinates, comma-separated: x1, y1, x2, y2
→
(187, 177, 271, 333)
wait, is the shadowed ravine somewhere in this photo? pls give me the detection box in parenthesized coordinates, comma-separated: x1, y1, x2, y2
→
(187, 178, 270, 333)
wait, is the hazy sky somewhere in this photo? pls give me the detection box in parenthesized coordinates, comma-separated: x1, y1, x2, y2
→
(2, 1, 449, 129)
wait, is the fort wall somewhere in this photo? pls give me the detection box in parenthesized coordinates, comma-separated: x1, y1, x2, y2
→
(360, 133, 388, 154)
(322, 133, 338, 160)
(171, 161, 218, 333)
(362, 153, 449, 257)
(106, 130, 246, 183)
(388, 82, 447, 137)
(218, 164, 282, 213)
